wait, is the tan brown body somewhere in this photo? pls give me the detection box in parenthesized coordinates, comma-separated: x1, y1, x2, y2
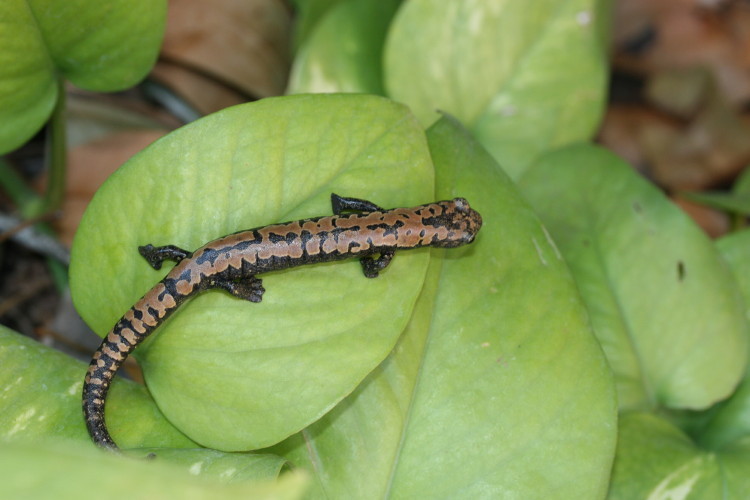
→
(83, 194, 482, 450)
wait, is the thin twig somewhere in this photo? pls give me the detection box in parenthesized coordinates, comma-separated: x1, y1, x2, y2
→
(0, 213, 70, 265)
(0, 276, 51, 317)
(0, 211, 59, 242)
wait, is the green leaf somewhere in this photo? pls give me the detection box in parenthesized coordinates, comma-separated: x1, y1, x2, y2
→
(608, 413, 750, 499)
(678, 191, 750, 216)
(270, 116, 617, 498)
(384, 0, 611, 178)
(133, 448, 289, 482)
(0, 0, 166, 153)
(718, 229, 750, 311)
(0, 319, 294, 484)
(289, 0, 349, 52)
(0, 324, 194, 449)
(287, 0, 401, 95)
(69, 94, 435, 451)
(732, 166, 750, 195)
(519, 144, 749, 411)
(695, 230, 750, 449)
(0, 440, 307, 500)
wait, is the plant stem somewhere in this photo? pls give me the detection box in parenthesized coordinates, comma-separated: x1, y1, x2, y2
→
(0, 158, 40, 215)
(41, 78, 67, 216)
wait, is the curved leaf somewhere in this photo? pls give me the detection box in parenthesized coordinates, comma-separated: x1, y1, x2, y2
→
(519, 144, 749, 411)
(0, 325, 193, 449)
(0, 322, 290, 483)
(679, 191, 750, 216)
(384, 0, 611, 178)
(0, 440, 307, 500)
(0, 0, 166, 153)
(697, 230, 750, 449)
(135, 448, 288, 482)
(287, 0, 400, 94)
(70, 94, 434, 451)
(270, 116, 617, 498)
(608, 413, 750, 499)
(289, 0, 348, 52)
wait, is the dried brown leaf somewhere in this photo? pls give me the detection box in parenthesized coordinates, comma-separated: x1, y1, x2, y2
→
(161, 0, 292, 104)
(60, 130, 167, 245)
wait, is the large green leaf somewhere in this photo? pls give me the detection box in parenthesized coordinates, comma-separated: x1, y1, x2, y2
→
(0, 324, 292, 484)
(384, 0, 611, 178)
(289, 0, 349, 52)
(679, 191, 750, 216)
(270, 116, 617, 498)
(287, 0, 400, 94)
(0, 0, 166, 153)
(608, 413, 750, 499)
(607, 227, 750, 498)
(519, 144, 749, 412)
(0, 325, 193, 449)
(0, 440, 307, 500)
(679, 166, 750, 216)
(696, 229, 750, 449)
(69, 94, 435, 451)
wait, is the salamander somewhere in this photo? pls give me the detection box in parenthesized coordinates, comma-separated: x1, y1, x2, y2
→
(82, 193, 482, 451)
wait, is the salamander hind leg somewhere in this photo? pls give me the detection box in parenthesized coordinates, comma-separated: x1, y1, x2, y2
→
(331, 193, 383, 214)
(210, 275, 265, 303)
(138, 244, 193, 270)
(360, 251, 395, 278)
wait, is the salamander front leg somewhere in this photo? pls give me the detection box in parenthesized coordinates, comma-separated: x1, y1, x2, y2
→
(331, 193, 383, 214)
(139, 244, 193, 270)
(206, 275, 266, 303)
(360, 251, 395, 278)
(331, 194, 394, 277)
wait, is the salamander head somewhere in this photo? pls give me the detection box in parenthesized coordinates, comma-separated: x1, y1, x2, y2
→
(432, 197, 483, 248)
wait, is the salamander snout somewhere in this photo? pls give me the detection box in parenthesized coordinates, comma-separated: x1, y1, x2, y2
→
(452, 198, 482, 243)
(431, 198, 482, 248)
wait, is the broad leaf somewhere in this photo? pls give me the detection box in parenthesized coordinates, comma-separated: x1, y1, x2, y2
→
(732, 166, 750, 194)
(70, 94, 434, 451)
(0, 440, 307, 500)
(696, 229, 750, 449)
(289, 0, 349, 52)
(132, 448, 289, 481)
(0, 324, 297, 484)
(270, 116, 617, 498)
(0, 325, 193, 449)
(0, 0, 166, 153)
(519, 144, 749, 411)
(384, 0, 611, 178)
(287, 0, 400, 94)
(679, 191, 750, 216)
(608, 413, 750, 499)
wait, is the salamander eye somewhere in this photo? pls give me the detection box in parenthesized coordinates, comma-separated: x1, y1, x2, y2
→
(453, 198, 470, 213)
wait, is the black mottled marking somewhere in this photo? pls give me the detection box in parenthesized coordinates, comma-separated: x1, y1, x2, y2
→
(421, 215, 451, 229)
(228, 230, 263, 252)
(268, 232, 299, 244)
(161, 279, 179, 299)
(117, 335, 133, 349)
(83, 195, 482, 452)
(299, 230, 315, 250)
(147, 305, 160, 320)
(195, 248, 220, 266)
(330, 226, 356, 241)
